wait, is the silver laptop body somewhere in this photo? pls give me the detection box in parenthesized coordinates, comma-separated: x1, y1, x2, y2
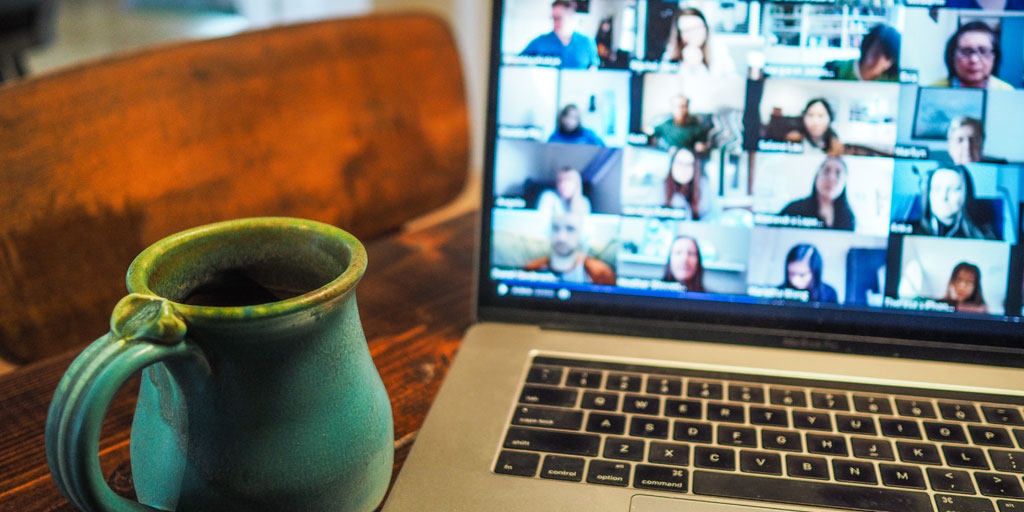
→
(385, 1, 1024, 510)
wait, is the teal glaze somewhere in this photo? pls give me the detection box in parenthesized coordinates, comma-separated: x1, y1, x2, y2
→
(46, 218, 393, 512)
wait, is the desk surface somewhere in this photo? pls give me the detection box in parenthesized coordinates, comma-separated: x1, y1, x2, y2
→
(0, 210, 477, 511)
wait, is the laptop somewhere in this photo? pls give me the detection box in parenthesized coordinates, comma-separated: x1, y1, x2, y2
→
(384, 1, 1024, 510)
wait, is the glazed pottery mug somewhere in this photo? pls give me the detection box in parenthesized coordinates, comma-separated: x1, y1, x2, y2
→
(45, 217, 393, 512)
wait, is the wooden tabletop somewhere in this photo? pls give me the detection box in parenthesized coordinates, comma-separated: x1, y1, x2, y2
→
(0, 210, 478, 511)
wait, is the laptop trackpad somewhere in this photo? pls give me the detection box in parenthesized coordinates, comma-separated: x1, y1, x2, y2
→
(631, 495, 804, 512)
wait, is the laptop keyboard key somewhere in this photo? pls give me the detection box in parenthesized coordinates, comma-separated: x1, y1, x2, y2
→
(634, 465, 688, 493)
(983, 407, 1024, 426)
(580, 391, 618, 412)
(728, 384, 765, 404)
(718, 426, 757, 448)
(976, 472, 1024, 498)
(692, 471, 933, 511)
(688, 380, 723, 400)
(739, 450, 782, 475)
(934, 494, 996, 512)
(793, 411, 832, 431)
(770, 387, 807, 408)
(939, 402, 982, 422)
(811, 391, 850, 411)
(998, 500, 1024, 511)
(694, 446, 736, 470)
(606, 374, 641, 392)
(707, 403, 745, 424)
(646, 376, 682, 396)
(990, 450, 1024, 473)
(896, 399, 937, 419)
(539, 455, 585, 482)
(851, 437, 895, 460)
(925, 422, 969, 444)
(630, 417, 669, 439)
(1014, 429, 1024, 448)
(674, 421, 713, 443)
(604, 437, 644, 461)
(880, 463, 927, 489)
(526, 366, 563, 386)
(854, 395, 894, 415)
(807, 433, 848, 456)
(833, 459, 878, 485)
(945, 446, 990, 469)
(880, 418, 922, 439)
(586, 460, 630, 487)
(494, 450, 540, 477)
(837, 414, 877, 435)
(586, 412, 626, 435)
(897, 441, 943, 465)
(512, 406, 583, 431)
(623, 395, 661, 416)
(664, 399, 702, 419)
(927, 468, 976, 494)
(970, 426, 1015, 447)
(648, 442, 689, 466)
(519, 386, 577, 408)
(566, 369, 602, 389)
(750, 406, 788, 427)
(786, 455, 829, 479)
(503, 427, 600, 457)
(762, 429, 802, 452)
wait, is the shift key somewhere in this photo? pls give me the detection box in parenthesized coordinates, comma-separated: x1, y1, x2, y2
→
(503, 427, 600, 456)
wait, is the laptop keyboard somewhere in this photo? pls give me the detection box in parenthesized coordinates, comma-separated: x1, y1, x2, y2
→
(493, 356, 1024, 512)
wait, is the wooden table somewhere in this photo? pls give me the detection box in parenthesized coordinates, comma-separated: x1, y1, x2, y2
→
(0, 210, 477, 511)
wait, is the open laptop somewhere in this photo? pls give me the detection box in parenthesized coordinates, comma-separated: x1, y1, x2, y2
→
(384, 1, 1024, 510)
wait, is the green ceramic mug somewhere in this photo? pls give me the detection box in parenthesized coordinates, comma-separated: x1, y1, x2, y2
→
(45, 217, 393, 512)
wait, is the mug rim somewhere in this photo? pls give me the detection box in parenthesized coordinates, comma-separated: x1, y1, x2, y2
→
(126, 217, 367, 322)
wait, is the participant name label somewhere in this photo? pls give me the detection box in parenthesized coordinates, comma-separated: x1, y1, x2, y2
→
(491, 268, 558, 283)
(884, 297, 955, 313)
(894, 145, 928, 159)
(748, 286, 810, 302)
(503, 54, 561, 67)
(755, 213, 824, 229)
(757, 139, 804, 153)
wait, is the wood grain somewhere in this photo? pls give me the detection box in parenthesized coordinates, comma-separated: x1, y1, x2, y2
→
(0, 210, 477, 511)
(0, 13, 469, 363)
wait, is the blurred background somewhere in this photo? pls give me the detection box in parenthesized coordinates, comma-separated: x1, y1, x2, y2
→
(2, 0, 490, 174)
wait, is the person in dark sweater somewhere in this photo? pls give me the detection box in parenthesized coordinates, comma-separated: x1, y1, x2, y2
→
(780, 157, 855, 231)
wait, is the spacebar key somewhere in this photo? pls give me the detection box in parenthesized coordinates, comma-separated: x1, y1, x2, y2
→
(693, 471, 932, 512)
(503, 427, 600, 456)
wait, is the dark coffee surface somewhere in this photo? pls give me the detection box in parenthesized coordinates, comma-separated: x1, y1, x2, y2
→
(182, 269, 308, 307)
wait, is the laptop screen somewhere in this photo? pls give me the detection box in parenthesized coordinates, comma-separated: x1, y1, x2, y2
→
(479, 0, 1024, 353)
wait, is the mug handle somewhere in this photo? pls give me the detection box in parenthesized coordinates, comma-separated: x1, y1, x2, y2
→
(46, 294, 208, 512)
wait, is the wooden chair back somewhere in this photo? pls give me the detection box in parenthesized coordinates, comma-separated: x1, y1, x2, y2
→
(0, 13, 468, 363)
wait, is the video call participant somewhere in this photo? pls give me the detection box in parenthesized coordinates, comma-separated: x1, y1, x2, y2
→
(938, 262, 988, 313)
(824, 24, 901, 82)
(780, 244, 839, 303)
(662, 7, 735, 77)
(521, 1, 599, 69)
(663, 235, 705, 293)
(651, 94, 710, 153)
(785, 98, 843, 156)
(548, 104, 605, 146)
(664, 147, 711, 220)
(537, 166, 592, 218)
(945, 116, 1005, 165)
(524, 211, 615, 285)
(780, 157, 855, 231)
(933, 21, 1012, 90)
(912, 165, 998, 240)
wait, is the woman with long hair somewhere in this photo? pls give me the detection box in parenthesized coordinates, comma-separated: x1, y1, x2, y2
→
(664, 147, 702, 220)
(662, 7, 735, 76)
(663, 235, 705, 293)
(785, 98, 843, 155)
(940, 262, 988, 314)
(914, 165, 997, 239)
(780, 244, 838, 303)
(780, 157, 855, 230)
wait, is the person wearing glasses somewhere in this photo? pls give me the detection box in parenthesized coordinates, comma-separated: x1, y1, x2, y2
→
(932, 21, 1013, 90)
